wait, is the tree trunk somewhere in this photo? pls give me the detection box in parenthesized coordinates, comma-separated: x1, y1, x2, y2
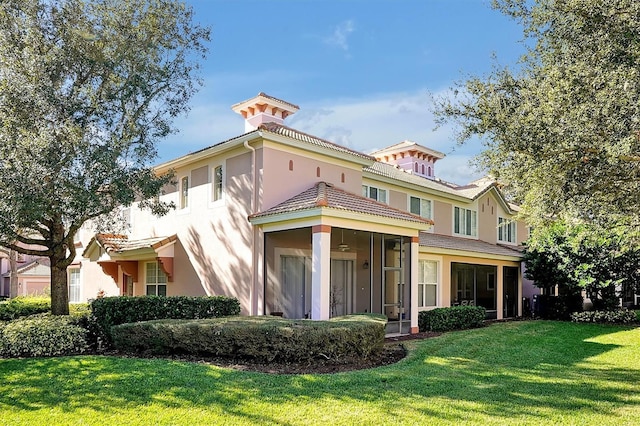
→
(50, 254, 69, 315)
(9, 250, 18, 298)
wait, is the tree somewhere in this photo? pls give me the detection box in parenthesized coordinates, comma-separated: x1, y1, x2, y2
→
(524, 219, 640, 314)
(0, 0, 209, 314)
(432, 0, 640, 230)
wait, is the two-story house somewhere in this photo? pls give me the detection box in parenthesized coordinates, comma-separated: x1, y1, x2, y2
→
(81, 93, 527, 334)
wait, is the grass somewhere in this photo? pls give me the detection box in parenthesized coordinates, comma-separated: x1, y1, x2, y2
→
(1, 320, 639, 425)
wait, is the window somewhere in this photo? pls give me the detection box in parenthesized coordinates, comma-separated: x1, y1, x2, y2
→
(69, 268, 81, 303)
(454, 206, 477, 237)
(410, 196, 432, 219)
(145, 262, 167, 296)
(362, 185, 387, 203)
(213, 165, 223, 201)
(180, 176, 189, 209)
(498, 217, 517, 243)
(418, 260, 438, 307)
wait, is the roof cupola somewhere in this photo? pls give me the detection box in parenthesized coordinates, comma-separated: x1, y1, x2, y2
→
(371, 140, 445, 180)
(231, 92, 300, 133)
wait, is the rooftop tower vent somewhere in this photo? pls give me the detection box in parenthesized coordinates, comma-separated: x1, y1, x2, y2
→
(371, 140, 445, 180)
(231, 92, 300, 133)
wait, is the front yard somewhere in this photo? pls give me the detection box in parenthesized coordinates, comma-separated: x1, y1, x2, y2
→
(1, 320, 639, 425)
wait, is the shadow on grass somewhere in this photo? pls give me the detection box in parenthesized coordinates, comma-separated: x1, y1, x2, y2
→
(0, 321, 638, 424)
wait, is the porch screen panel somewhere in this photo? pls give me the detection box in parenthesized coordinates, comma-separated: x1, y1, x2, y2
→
(281, 256, 309, 319)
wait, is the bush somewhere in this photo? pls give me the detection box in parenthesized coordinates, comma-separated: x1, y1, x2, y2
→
(0, 315, 88, 358)
(0, 297, 50, 320)
(111, 314, 387, 362)
(418, 306, 486, 332)
(90, 295, 241, 347)
(570, 310, 637, 324)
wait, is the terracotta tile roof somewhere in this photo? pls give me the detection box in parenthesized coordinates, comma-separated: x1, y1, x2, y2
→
(420, 232, 523, 258)
(364, 162, 512, 207)
(250, 182, 433, 225)
(257, 122, 375, 162)
(94, 234, 177, 253)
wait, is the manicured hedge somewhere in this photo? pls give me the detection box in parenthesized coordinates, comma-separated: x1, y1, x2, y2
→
(570, 309, 637, 324)
(111, 314, 387, 362)
(418, 306, 486, 332)
(0, 315, 89, 358)
(0, 297, 50, 321)
(90, 295, 241, 346)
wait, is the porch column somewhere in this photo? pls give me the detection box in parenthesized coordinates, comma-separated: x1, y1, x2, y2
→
(496, 265, 504, 320)
(410, 236, 419, 334)
(311, 225, 331, 320)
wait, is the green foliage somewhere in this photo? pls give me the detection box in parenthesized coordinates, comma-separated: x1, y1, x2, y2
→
(432, 0, 640, 229)
(524, 220, 640, 315)
(90, 296, 240, 347)
(570, 310, 637, 324)
(0, 0, 210, 315)
(0, 315, 88, 357)
(111, 314, 387, 362)
(0, 297, 50, 321)
(418, 306, 486, 332)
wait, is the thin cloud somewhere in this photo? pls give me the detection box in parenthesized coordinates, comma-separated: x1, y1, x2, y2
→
(324, 20, 355, 52)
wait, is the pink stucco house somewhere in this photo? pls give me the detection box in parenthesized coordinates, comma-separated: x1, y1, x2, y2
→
(78, 93, 531, 334)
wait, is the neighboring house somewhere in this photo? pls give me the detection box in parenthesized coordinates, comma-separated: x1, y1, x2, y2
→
(79, 92, 532, 334)
(0, 254, 50, 297)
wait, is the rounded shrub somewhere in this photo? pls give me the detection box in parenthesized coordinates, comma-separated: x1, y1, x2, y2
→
(418, 306, 486, 332)
(570, 309, 637, 324)
(0, 315, 89, 358)
(111, 313, 387, 362)
(0, 297, 50, 320)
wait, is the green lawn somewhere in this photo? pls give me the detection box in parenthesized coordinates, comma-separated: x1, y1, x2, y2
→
(1, 320, 639, 425)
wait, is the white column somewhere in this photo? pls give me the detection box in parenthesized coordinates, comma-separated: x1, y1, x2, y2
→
(311, 225, 331, 320)
(410, 236, 419, 334)
(496, 265, 504, 320)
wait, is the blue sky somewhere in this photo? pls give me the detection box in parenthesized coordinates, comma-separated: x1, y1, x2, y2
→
(161, 0, 525, 184)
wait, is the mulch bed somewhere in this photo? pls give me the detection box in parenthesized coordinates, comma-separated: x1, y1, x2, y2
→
(115, 331, 442, 375)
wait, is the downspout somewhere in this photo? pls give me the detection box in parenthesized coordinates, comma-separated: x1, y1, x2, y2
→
(244, 140, 257, 315)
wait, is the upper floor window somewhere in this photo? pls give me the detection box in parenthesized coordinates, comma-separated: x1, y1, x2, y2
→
(145, 261, 167, 296)
(362, 185, 387, 204)
(180, 176, 189, 209)
(213, 165, 223, 201)
(498, 217, 517, 244)
(418, 260, 438, 308)
(410, 196, 432, 219)
(454, 206, 477, 237)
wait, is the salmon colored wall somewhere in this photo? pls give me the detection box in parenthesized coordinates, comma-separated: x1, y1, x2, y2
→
(388, 189, 406, 211)
(433, 200, 452, 235)
(126, 147, 255, 314)
(260, 144, 363, 211)
(478, 195, 497, 244)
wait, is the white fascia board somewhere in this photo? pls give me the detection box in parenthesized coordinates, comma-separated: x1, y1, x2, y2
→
(154, 132, 261, 174)
(250, 207, 431, 233)
(418, 246, 522, 262)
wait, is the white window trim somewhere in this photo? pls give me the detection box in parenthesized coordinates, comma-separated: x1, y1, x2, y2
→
(417, 255, 442, 311)
(209, 160, 226, 208)
(145, 261, 168, 296)
(498, 217, 517, 245)
(68, 267, 82, 303)
(177, 175, 191, 214)
(452, 205, 478, 238)
(408, 195, 433, 220)
(362, 184, 388, 204)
